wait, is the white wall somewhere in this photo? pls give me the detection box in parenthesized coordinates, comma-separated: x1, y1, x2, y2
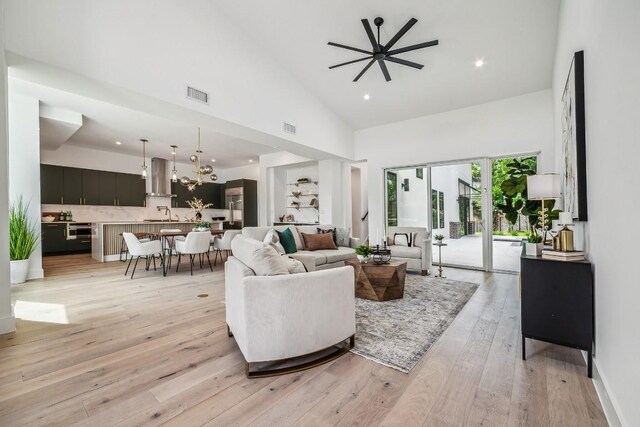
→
(553, 1, 640, 425)
(0, 3, 16, 334)
(355, 90, 554, 241)
(8, 93, 43, 280)
(3, 0, 354, 160)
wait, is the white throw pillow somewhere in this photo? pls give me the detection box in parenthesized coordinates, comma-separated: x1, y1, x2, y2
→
(230, 235, 289, 276)
(393, 233, 409, 247)
(263, 229, 285, 254)
(281, 255, 307, 274)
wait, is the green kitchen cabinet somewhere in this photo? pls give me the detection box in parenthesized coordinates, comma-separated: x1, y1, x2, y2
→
(81, 169, 101, 205)
(41, 223, 67, 254)
(63, 167, 83, 205)
(40, 164, 64, 204)
(99, 171, 117, 206)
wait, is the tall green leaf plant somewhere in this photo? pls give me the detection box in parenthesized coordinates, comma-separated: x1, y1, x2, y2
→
(9, 196, 40, 261)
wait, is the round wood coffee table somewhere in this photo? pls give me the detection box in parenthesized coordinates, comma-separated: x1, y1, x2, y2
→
(345, 259, 407, 301)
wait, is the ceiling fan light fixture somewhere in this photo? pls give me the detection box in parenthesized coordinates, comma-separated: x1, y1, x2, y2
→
(328, 17, 438, 82)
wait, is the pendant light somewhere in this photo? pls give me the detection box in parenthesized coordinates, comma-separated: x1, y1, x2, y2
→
(179, 127, 216, 190)
(140, 139, 148, 179)
(170, 145, 178, 182)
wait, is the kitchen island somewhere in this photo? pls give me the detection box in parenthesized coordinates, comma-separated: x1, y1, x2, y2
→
(92, 221, 223, 262)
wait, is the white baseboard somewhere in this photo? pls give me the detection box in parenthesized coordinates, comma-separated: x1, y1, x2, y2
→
(0, 315, 16, 334)
(582, 351, 624, 427)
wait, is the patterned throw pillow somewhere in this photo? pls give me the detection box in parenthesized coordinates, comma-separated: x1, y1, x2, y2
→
(335, 227, 351, 247)
(393, 233, 410, 247)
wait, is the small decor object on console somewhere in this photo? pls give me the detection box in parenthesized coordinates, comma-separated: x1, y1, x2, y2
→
(541, 249, 584, 261)
(525, 232, 543, 257)
(193, 221, 211, 232)
(355, 244, 373, 263)
(434, 234, 444, 244)
(556, 211, 575, 252)
(372, 244, 392, 265)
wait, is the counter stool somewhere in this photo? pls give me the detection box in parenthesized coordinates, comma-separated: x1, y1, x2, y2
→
(119, 232, 152, 262)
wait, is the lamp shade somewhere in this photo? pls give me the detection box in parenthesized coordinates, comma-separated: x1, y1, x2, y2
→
(527, 174, 561, 200)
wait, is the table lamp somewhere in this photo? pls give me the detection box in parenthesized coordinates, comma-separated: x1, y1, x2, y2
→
(527, 173, 561, 244)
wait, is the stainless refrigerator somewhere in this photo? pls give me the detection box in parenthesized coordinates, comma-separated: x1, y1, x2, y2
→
(225, 187, 243, 229)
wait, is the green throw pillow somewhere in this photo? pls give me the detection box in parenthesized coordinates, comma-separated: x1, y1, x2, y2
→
(277, 228, 298, 254)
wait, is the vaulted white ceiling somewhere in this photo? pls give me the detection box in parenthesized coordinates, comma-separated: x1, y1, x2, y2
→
(12, 79, 274, 169)
(216, 0, 560, 129)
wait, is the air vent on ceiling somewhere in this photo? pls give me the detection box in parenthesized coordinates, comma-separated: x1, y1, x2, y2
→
(283, 122, 296, 135)
(187, 86, 209, 104)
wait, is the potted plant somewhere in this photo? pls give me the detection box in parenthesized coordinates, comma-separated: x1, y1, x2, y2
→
(525, 231, 543, 256)
(434, 234, 445, 244)
(355, 244, 373, 263)
(194, 221, 211, 232)
(9, 197, 40, 284)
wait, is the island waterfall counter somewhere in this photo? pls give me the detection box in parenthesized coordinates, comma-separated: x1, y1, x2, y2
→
(92, 221, 223, 262)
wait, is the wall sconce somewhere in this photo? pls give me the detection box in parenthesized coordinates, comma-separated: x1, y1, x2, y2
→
(401, 178, 410, 191)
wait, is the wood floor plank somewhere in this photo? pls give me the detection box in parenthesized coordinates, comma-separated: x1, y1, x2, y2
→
(0, 254, 607, 427)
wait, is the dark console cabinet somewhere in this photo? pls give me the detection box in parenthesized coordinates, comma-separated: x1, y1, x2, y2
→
(520, 252, 594, 377)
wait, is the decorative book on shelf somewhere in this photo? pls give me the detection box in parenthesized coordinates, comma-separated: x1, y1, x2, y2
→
(541, 249, 585, 261)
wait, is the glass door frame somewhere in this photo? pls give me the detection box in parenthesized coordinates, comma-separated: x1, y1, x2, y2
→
(383, 151, 539, 273)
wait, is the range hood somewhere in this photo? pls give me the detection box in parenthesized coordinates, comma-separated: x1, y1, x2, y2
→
(147, 157, 176, 197)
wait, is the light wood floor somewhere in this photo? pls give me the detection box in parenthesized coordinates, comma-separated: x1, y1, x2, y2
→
(0, 254, 607, 426)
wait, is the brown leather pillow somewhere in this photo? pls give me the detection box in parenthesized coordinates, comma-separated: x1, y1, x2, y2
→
(301, 232, 338, 251)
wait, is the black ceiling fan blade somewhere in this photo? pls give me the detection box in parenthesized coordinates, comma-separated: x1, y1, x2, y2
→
(378, 60, 391, 82)
(385, 56, 424, 69)
(353, 59, 376, 82)
(328, 42, 372, 56)
(383, 18, 418, 52)
(361, 19, 380, 52)
(329, 56, 373, 69)
(386, 40, 439, 56)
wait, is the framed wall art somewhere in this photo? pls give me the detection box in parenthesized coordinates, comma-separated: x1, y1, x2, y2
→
(561, 50, 588, 221)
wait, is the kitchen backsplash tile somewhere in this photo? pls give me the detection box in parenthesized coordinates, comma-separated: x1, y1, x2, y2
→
(42, 197, 240, 223)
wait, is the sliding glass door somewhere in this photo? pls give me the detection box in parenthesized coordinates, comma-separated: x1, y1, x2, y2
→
(385, 154, 538, 273)
(429, 161, 485, 269)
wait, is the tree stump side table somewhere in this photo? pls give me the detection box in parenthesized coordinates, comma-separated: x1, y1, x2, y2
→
(344, 259, 407, 301)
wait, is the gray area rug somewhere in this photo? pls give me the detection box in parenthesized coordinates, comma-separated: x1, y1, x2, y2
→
(351, 274, 479, 373)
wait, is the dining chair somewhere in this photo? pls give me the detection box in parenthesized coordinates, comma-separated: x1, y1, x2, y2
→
(175, 231, 213, 275)
(119, 232, 152, 262)
(212, 230, 241, 266)
(122, 232, 164, 279)
(159, 228, 183, 269)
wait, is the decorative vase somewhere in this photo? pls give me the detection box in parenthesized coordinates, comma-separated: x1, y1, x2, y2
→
(10, 259, 30, 284)
(357, 254, 370, 263)
(525, 242, 543, 256)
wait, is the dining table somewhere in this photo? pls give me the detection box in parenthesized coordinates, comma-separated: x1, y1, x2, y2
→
(147, 229, 225, 276)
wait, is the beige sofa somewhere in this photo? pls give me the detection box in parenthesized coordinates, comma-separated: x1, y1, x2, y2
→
(386, 226, 433, 275)
(242, 225, 359, 270)
(226, 234, 355, 377)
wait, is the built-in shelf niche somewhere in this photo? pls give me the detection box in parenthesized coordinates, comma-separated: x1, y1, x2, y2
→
(284, 166, 319, 223)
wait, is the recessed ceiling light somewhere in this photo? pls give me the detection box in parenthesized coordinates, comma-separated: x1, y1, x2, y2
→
(475, 59, 484, 68)
(211, 158, 216, 162)
(115, 141, 122, 145)
(249, 159, 254, 163)
(363, 93, 371, 101)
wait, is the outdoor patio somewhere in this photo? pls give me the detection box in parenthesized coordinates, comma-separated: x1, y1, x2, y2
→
(432, 234, 524, 272)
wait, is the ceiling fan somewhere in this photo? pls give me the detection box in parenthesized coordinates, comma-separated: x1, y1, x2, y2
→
(328, 17, 438, 82)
